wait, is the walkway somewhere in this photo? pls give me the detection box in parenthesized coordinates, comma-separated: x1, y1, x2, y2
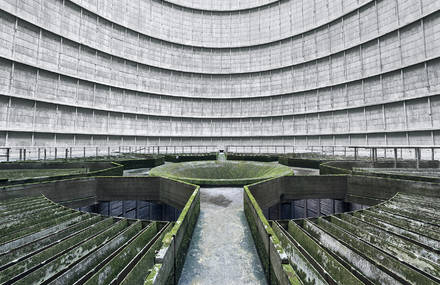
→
(179, 187, 267, 285)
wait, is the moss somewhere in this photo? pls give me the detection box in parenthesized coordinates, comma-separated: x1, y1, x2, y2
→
(84, 222, 159, 285)
(15, 220, 129, 284)
(333, 214, 440, 278)
(144, 264, 162, 285)
(0, 169, 88, 180)
(163, 153, 217, 162)
(282, 264, 303, 285)
(0, 214, 97, 268)
(315, 217, 434, 284)
(0, 207, 78, 243)
(244, 185, 299, 284)
(287, 220, 362, 285)
(161, 185, 200, 248)
(278, 156, 323, 169)
(144, 181, 199, 285)
(227, 153, 280, 162)
(53, 221, 144, 284)
(0, 217, 113, 283)
(0, 155, 163, 187)
(272, 222, 327, 285)
(121, 223, 172, 285)
(150, 160, 293, 186)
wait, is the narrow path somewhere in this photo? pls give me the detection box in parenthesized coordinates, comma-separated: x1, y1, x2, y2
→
(179, 187, 267, 285)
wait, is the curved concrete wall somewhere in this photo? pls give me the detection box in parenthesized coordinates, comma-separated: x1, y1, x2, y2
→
(0, 0, 439, 147)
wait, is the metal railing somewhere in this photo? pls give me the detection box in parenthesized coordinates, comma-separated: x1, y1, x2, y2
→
(1, 144, 439, 163)
(0, 145, 219, 162)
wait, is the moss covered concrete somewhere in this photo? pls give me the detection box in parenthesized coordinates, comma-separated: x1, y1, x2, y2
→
(84, 222, 159, 285)
(243, 184, 302, 285)
(0, 168, 88, 180)
(227, 153, 280, 162)
(150, 160, 293, 186)
(145, 182, 200, 284)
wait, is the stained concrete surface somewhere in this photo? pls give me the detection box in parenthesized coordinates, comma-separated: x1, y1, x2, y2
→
(123, 168, 151, 176)
(179, 187, 267, 285)
(290, 167, 320, 176)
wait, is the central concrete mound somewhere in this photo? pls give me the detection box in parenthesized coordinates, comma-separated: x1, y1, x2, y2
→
(149, 161, 293, 186)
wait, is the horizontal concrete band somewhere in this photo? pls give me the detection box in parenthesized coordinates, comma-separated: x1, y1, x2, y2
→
(0, 176, 195, 210)
(2, 8, 439, 95)
(63, 0, 376, 48)
(8, 0, 433, 75)
(159, 0, 281, 12)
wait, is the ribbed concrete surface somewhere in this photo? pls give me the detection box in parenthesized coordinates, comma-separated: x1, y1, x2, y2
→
(273, 193, 440, 284)
(0, 195, 169, 284)
(0, 0, 439, 148)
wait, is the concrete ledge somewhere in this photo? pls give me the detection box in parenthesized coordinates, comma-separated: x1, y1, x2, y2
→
(249, 175, 347, 209)
(146, 182, 200, 284)
(243, 184, 302, 285)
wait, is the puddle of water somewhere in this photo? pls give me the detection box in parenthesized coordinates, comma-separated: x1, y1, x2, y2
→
(179, 187, 267, 285)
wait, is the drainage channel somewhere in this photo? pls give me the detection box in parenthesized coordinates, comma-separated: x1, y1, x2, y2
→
(179, 187, 267, 285)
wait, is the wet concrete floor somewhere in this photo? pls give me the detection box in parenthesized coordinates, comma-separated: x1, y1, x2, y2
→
(179, 187, 267, 285)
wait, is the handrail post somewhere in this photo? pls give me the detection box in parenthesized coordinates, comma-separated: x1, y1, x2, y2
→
(415, 147, 420, 169)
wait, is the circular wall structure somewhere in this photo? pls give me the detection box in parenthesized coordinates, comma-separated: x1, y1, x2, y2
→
(1, 1, 439, 149)
(149, 160, 293, 186)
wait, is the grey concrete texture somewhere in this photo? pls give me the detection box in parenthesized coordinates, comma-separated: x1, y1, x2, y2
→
(245, 172, 440, 284)
(0, 176, 196, 210)
(248, 171, 440, 209)
(0, 0, 439, 147)
(251, 175, 348, 209)
(179, 187, 266, 285)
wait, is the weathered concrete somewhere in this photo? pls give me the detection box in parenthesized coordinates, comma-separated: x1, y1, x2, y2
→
(179, 187, 267, 285)
(290, 167, 320, 176)
(0, 0, 439, 149)
(0, 176, 195, 210)
(250, 175, 347, 209)
(150, 161, 293, 186)
(346, 175, 440, 205)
